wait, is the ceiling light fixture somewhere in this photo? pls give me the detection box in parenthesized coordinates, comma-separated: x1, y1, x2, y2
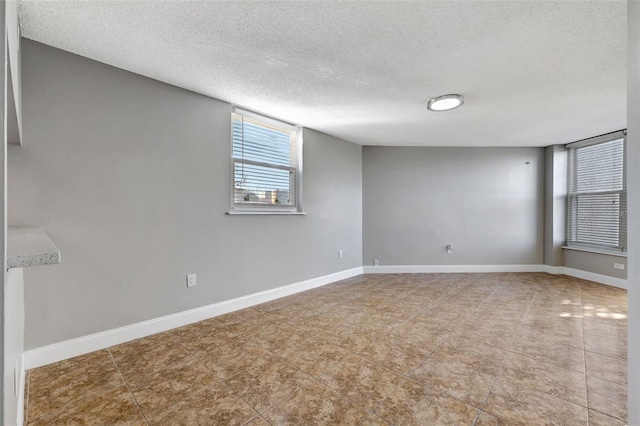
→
(427, 94, 464, 112)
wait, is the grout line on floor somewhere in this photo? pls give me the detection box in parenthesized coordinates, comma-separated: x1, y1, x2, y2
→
(172, 328, 311, 424)
(25, 273, 626, 425)
(107, 348, 151, 426)
(472, 284, 540, 425)
(363, 275, 494, 419)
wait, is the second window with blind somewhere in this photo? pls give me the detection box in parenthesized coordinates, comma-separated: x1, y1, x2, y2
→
(230, 108, 302, 213)
(566, 130, 626, 252)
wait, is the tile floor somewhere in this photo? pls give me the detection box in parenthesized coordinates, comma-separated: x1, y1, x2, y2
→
(25, 273, 628, 425)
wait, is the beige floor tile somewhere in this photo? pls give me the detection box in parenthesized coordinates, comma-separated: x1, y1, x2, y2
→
(474, 411, 510, 425)
(278, 338, 357, 378)
(125, 356, 219, 417)
(447, 329, 515, 351)
(251, 323, 310, 355)
(582, 317, 627, 340)
(587, 376, 627, 422)
(498, 352, 587, 407)
(179, 329, 251, 357)
(411, 355, 496, 407)
(321, 324, 380, 353)
(585, 351, 627, 385)
(516, 324, 584, 349)
(357, 336, 431, 375)
(373, 378, 479, 425)
(509, 335, 586, 373)
(436, 341, 507, 375)
(584, 332, 627, 360)
(588, 409, 627, 426)
(149, 381, 259, 425)
(263, 382, 369, 425)
(359, 413, 391, 425)
(23, 370, 29, 422)
(483, 378, 588, 426)
(110, 334, 193, 380)
(389, 322, 450, 350)
(196, 343, 277, 380)
(318, 355, 406, 410)
(28, 351, 124, 421)
(223, 358, 315, 414)
(245, 415, 271, 425)
(28, 384, 145, 426)
(25, 273, 628, 426)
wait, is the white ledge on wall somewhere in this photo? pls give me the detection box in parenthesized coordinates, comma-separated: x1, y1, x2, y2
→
(562, 245, 627, 258)
(7, 227, 61, 269)
(226, 211, 307, 215)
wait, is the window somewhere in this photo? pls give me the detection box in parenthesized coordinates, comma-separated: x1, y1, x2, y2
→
(231, 109, 302, 213)
(567, 130, 626, 252)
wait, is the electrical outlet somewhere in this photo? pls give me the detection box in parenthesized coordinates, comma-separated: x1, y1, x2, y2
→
(338, 249, 343, 258)
(614, 263, 625, 270)
(374, 259, 379, 266)
(186, 273, 197, 287)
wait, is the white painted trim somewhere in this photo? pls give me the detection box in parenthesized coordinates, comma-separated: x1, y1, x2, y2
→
(363, 264, 627, 290)
(25, 264, 628, 370)
(363, 264, 545, 274)
(25, 267, 363, 369)
(543, 265, 564, 274)
(562, 267, 628, 290)
(562, 245, 627, 258)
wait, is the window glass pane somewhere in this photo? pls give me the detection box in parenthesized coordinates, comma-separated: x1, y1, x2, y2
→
(575, 138, 624, 193)
(567, 134, 626, 250)
(231, 111, 299, 209)
(232, 119, 293, 167)
(234, 162, 294, 206)
(573, 193, 621, 247)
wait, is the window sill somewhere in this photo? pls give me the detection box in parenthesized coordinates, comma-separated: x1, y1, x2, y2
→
(226, 210, 306, 215)
(562, 245, 627, 258)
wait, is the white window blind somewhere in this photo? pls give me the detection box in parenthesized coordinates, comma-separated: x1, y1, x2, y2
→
(567, 132, 626, 251)
(231, 110, 300, 211)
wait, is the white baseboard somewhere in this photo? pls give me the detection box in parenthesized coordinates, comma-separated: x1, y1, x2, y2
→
(562, 267, 628, 290)
(543, 265, 565, 274)
(543, 264, 627, 289)
(363, 264, 545, 274)
(25, 263, 627, 370)
(363, 264, 627, 290)
(25, 267, 363, 370)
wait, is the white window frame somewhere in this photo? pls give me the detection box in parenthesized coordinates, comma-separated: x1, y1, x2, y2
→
(228, 108, 304, 215)
(566, 130, 627, 253)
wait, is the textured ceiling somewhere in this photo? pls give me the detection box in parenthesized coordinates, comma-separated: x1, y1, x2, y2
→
(19, 1, 626, 147)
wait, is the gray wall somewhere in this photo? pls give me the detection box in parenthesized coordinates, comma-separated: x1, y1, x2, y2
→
(362, 147, 544, 266)
(9, 41, 362, 349)
(563, 249, 627, 279)
(543, 145, 567, 267)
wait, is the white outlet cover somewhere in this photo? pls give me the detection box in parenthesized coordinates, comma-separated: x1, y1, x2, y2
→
(187, 273, 197, 287)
